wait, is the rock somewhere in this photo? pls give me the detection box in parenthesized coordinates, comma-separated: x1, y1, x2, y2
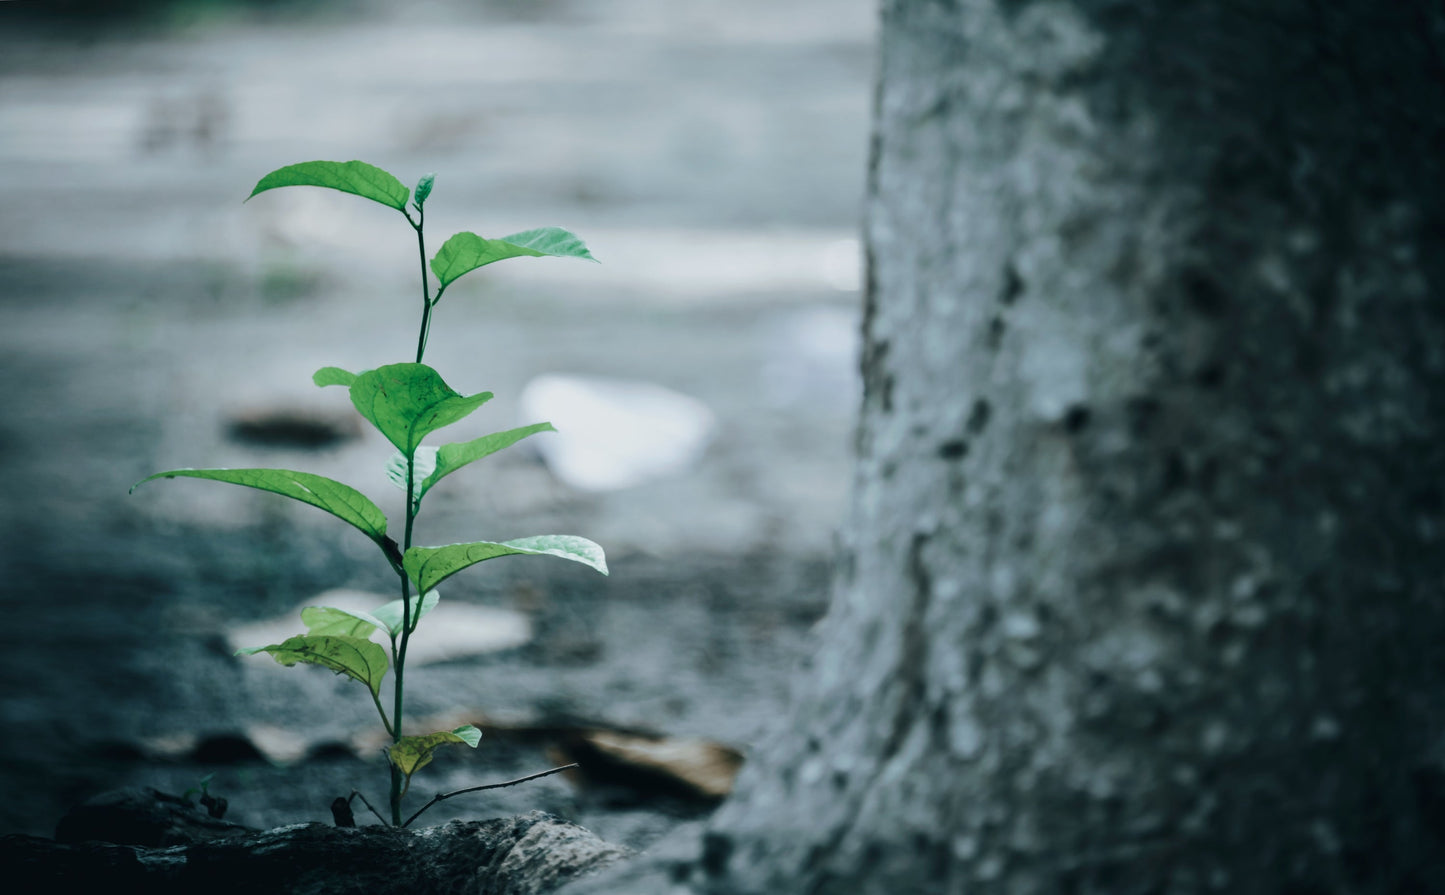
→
(54, 787, 256, 847)
(244, 723, 312, 764)
(518, 374, 716, 492)
(556, 820, 710, 895)
(225, 407, 359, 449)
(17, 799, 629, 895)
(135, 726, 309, 765)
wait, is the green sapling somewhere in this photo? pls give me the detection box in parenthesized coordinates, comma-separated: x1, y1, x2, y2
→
(132, 160, 606, 827)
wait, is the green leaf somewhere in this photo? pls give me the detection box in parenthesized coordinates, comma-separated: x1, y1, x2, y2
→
(413, 173, 435, 208)
(419, 423, 555, 503)
(430, 227, 597, 290)
(385, 446, 439, 510)
(349, 364, 492, 455)
(300, 605, 385, 639)
(387, 725, 482, 780)
(237, 635, 389, 698)
(370, 590, 440, 636)
(314, 366, 359, 388)
(131, 468, 387, 543)
(386, 424, 553, 510)
(247, 160, 410, 212)
(405, 535, 608, 593)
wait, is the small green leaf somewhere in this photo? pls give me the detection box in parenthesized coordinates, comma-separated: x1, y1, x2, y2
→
(413, 173, 435, 208)
(349, 364, 493, 455)
(247, 160, 410, 212)
(300, 605, 385, 639)
(385, 446, 439, 510)
(314, 366, 359, 388)
(387, 725, 482, 780)
(370, 590, 440, 636)
(418, 423, 555, 503)
(237, 635, 389, 697)
(131, 468, 387, 543)
(430, 227, 597, 290)
(405, 535, 608, 593)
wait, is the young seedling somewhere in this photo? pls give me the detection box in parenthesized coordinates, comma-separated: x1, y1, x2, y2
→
(132, 160, 606, 827)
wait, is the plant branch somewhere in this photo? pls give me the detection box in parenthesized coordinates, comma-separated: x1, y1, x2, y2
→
(389, 574, 412, 823)
(388, 440, 423, 825)
(347, 789, 389, 826)
(401, 764, 579, 828)
(410, 208, 433, 364)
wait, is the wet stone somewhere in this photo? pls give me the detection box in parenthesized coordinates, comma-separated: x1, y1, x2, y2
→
(226, 407, 360, 449)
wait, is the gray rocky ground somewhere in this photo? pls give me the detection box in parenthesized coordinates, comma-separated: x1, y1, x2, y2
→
(0, 0, 873, 849)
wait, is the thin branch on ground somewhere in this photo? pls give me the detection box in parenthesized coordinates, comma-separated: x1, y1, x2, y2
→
(402, 764, 580, 828)
(348, 789, 390, 826)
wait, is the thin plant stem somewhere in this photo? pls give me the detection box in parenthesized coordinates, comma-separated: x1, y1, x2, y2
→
(346, 789, 389, 826)
(370, 689, 393, 738)
(408, 207, 433, 364)
(388, 203, 432, 825)
(388, 452, 420, 826)
(401, 764, 580, 828)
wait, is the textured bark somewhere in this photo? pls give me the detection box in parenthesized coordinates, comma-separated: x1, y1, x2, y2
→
(674, 2, 1445, 894)
(8, 805, 628, 895)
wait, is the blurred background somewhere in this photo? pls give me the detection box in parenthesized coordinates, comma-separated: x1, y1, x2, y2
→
(0, 0, 874, 845)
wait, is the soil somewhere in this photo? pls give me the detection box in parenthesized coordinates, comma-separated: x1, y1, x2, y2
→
(0, 0, 872, 850)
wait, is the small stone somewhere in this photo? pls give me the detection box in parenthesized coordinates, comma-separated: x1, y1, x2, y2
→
(1310, 715, 1341, 741)
(519, 374, 716, 492)
(226, 407, 359, 449)
(246, 724, 311, 764)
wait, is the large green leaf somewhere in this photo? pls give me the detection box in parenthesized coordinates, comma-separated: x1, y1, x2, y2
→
(131, 468, 387, 543)
(247, 160, 410, 211)
(314, 366, 359, 388)
(430, 227, 596, 290)
(384, 423, 554, 510)
(236, 635, 389, 698)
(349, 364, 493, 455)
(387, 725, 482, 780)
(301, 605, 385, 639)
(370, 590, 440, 636)
(422, 423, 555, 501)
(405, 535, 608, 593)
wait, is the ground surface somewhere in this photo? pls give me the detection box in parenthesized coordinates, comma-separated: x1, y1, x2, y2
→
(0, 0, 872, 846)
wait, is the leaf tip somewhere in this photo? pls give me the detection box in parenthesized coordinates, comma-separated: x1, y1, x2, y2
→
(128, 473, 166, 494)
(452, 724, 483, 748)
(414, 173, 435, 208)
(313, 366, 359, 388)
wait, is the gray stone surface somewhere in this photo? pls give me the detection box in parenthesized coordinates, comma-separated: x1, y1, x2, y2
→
(9, 807, 628, 895)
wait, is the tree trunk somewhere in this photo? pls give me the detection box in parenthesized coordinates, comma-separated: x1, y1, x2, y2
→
(688, 2, 1445, 893)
